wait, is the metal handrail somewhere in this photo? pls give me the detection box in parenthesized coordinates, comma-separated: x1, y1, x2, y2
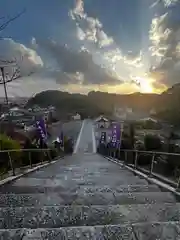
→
(0, 148, 52, 153)
(118, 149, 180, 157)
(101, 147, 180, 190)
(0, 147, 63, 178)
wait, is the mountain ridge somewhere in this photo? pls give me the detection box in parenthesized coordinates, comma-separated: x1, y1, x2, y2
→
(26, 85, 179, 123)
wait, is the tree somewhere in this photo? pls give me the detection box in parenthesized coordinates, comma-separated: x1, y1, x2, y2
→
(0, 134, 21, 172)
(0, 9, 26, 106)
(144, 134, 162, 151)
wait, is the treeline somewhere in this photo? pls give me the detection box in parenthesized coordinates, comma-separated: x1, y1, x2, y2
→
(26, 90, 159, 118)
(26, 90, 110, 119)
(27, 84, 180, 124)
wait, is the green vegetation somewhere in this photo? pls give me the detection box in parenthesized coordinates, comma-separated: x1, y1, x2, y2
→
(0, 134, 22, 172)
(144, 134, 162, 151)
(0, 133, 66, 176)
(0, 134, 21, 151)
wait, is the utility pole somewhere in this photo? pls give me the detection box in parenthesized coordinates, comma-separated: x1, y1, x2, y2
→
(0, 61, 21, 135)
(0, 62, 20, 108)
(0, 8, 26, 107)
(0, 66, 9, 106)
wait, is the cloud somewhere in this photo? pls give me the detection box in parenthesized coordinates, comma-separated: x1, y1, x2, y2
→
(149, 2, 180, 86)
(150, 0, 179, 8)
(0, 38, 43, 77)
(69, 0, 114, 48)
(150, 0, 161, 8)
(163, 0, 179, 7)
(123, 51, 144, 68)
(0, 1, 152, 96)
(37, 39, 122, 85)
(5, 76, 59, 98)
(71, 1, 147, 81)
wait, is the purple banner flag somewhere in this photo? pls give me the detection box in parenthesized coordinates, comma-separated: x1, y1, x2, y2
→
(36, 118, 47, 142)
(111, 122, 121, 147)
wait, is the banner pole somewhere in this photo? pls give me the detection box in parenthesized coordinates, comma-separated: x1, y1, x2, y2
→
(118, 121, 123, 159)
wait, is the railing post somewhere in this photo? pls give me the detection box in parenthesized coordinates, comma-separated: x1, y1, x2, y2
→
(176, 176, 180, 191)
(28, 151, 32, 168)
(42, 150, 45, 164)
(149, 153, 155, 177)
(113, 149, 116, 159)
(8, 152, 15, 176)
(118, 146, 121, 160)
(124, 151, 127, 165)
(47, 149, 52, 163)
(110, 148, 112, 158)
(134, 151, 138, 170)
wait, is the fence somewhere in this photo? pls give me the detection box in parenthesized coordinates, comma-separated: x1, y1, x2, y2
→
(0, 148, 63, 179)
(103, 148, 180, 190)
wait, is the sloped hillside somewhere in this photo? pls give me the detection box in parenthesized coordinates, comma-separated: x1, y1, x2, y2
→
(26, 85, 180, 125)
(26, 90, 106, 118)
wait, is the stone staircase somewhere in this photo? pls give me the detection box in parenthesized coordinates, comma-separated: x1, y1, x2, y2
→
(0, 154, 179, 239)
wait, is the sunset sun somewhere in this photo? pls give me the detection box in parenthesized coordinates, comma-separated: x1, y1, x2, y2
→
(140, 80, 154, 93)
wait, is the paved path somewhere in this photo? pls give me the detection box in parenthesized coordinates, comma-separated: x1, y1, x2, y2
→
(0, 120, 179, 239)
(73, 120, 96, 154)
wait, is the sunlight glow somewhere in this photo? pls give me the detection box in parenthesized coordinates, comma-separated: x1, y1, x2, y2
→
(141, 81, 153, 93)
(131, 75, 154, 93)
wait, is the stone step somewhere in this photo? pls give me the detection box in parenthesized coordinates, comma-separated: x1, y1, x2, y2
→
(3, 176, 149, 189)
(0, 184, 163, 194)
(0, 191, 176, 207)
(25, 171, 137, 181)
(0, 203, 180, 229)
(27, 167, 136, 178)
(79, 184, 163, 193)
(0, 221, 179, 239)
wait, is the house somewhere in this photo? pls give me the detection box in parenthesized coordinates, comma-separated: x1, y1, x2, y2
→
(72, 113, 81, 120)
(139, 117, 158, 123)
(95, 115, 110, 129)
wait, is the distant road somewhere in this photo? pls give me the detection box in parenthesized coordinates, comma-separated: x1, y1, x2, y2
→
(73, 120, 96, 154)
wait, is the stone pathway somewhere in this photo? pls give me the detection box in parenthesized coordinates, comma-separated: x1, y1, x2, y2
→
(0, 120, 179, 239)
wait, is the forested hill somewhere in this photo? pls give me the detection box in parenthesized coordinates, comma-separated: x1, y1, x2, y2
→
(26, 85, 180, 124)
(27, 90, 159, 116)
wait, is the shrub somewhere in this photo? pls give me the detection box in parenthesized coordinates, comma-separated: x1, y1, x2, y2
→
(144, 134, 162, 151)
(0, 134, 22, 171)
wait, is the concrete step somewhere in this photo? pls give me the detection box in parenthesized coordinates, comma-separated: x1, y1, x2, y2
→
(0, 191, 176, 207)
(1, 176, 149, 189)
(0, 221, 179, 239)
(79, 184, 163, 193)
(0, 203, 180, 229)
(27, 167, 136, 178)
(0, 184, 163, 194)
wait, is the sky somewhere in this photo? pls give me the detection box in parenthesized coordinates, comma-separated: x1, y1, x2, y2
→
(0, 0, 180, 97)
